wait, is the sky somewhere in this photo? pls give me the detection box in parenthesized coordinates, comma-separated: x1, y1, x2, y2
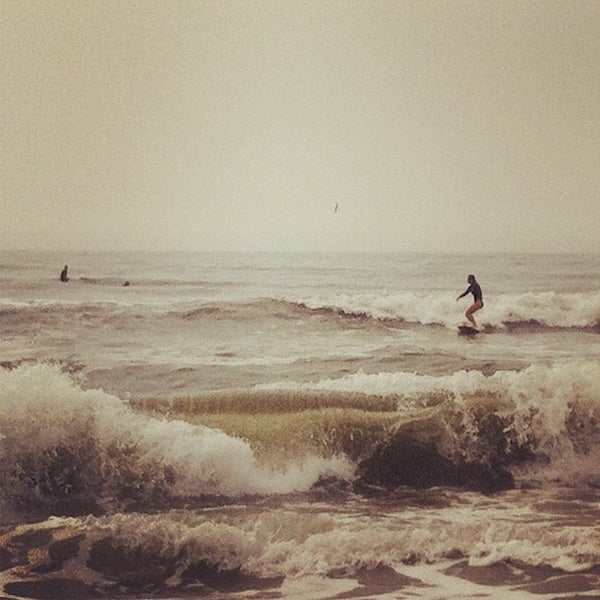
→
(2, 0, 599, 253)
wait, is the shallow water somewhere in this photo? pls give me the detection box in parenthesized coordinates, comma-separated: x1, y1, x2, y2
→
(1, 251, 599, 598)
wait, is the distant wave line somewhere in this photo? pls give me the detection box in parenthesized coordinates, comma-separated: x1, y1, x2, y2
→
(2, 292, 600, 332)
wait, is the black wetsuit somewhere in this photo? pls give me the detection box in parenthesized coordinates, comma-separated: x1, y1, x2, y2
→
(460, 283, 483, 303)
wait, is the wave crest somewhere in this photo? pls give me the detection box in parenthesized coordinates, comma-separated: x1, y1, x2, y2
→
(262, 361, 600, 489)
(170, 291, 600, 331)
(3, 289, 600, 332)
(294, 290, 600, 330)
(0, 365, 353, 520)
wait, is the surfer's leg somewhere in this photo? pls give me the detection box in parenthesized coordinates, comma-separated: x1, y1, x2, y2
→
(466, 301, 483, 327)
(465, 306, 477, 327)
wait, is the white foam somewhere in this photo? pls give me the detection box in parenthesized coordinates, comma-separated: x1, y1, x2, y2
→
(263, 361, 600, 486)
(292, 289, 600, 329)
(53, 490, 600, 577)
(0, 365, 353, 503)
(9, 484, 599, 598)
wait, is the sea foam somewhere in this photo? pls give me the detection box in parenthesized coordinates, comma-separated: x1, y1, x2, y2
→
(263, 361, 600, 486)
(291, 289, 600, 329)
(0, 365, 353, 519)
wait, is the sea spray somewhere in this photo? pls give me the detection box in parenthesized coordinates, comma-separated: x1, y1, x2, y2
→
(130, 361, 600, 491)
(287, 289, 600, 329)
(0, 365, 353, 520)
(262, 361, 600, 488)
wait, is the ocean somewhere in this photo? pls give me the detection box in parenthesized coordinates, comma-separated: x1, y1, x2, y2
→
(1, 250, 599, 599)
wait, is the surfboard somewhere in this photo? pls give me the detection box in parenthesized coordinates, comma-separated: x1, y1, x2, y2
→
(457, 325, 479, 336)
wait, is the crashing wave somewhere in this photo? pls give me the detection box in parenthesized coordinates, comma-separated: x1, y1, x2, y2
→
(0, 365, 352, 520)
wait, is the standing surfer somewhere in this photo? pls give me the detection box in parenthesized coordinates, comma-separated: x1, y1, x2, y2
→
(457, 274, 483, 328)
(60, 265, 69, 282)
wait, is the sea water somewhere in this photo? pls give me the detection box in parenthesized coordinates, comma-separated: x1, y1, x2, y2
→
(1, 250, 599, 599)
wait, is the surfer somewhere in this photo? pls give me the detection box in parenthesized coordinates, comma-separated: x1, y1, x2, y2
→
(60, 265, 69, 282)
(456, 274, 483, 328)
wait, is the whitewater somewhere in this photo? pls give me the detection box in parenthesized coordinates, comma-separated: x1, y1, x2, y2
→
(1, 250, 599, 599)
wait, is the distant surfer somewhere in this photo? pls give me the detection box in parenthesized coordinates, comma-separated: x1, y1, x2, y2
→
(334, 202, 339, 214)
(60, 265, 69, 282)
(456, 274, 483, 328)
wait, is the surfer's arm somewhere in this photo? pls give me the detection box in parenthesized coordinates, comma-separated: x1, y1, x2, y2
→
(456, 286, 470, 301)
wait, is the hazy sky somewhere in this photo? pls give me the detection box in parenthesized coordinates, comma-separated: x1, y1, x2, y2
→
(2, 0, 599, 253)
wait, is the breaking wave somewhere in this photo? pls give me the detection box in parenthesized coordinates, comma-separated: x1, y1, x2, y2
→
(2, 360, 600, 523)
(290, 290, 600, 331)
(162, 291, 600, 331)
(0, 365, 352, 521)
(259, 360, 600, 489)
(3, 289, 599, 332)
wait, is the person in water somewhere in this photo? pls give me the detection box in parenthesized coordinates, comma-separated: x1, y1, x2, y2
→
(456, 274, 483, 328)
(60, 265, 69, 282)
